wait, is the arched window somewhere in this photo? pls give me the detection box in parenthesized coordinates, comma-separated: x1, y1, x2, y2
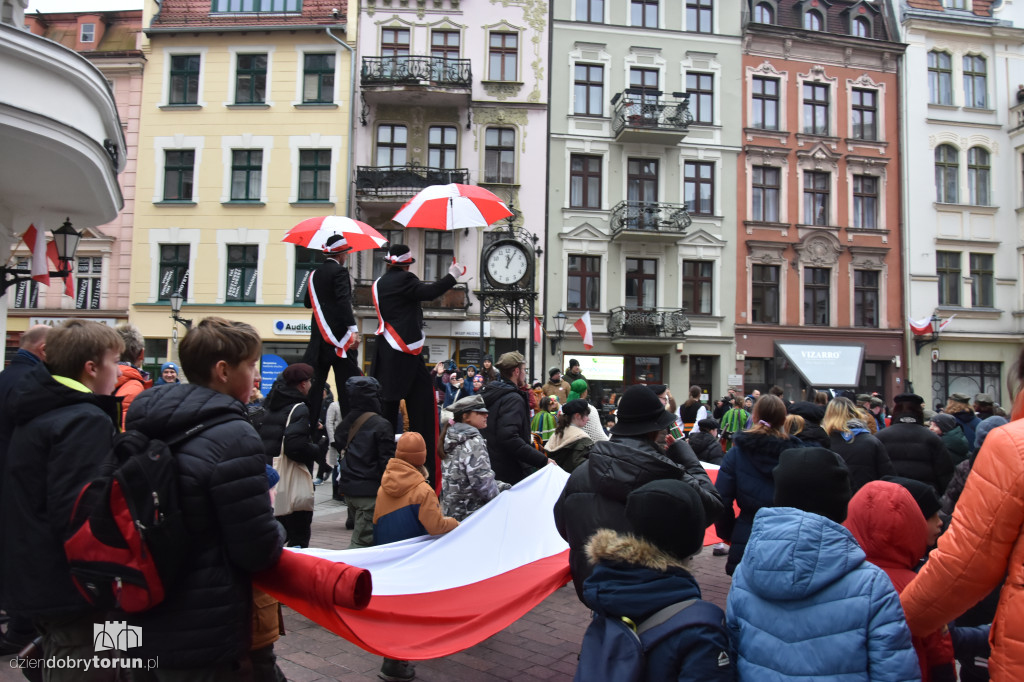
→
(852, 17, 869, 37)
(967, 147, 990, 206)
(754, 2, 775, 23)
(935, 145, 959, 204)
(804, 9, 823, 30)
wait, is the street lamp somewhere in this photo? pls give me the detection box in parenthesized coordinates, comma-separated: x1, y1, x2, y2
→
(169, 291, 192, 331)
(0, 218, 81, 296)
(549, 311, 567, 355)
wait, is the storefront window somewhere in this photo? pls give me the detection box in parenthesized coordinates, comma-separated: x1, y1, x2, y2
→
(931, 361, 1000, 410)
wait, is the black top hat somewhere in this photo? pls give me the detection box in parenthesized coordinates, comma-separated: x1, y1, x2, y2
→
(610, 385, 677, 436)
(384, 243, 416, 265)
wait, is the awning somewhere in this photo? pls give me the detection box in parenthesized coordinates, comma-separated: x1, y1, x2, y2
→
(775, 342, 864, 388)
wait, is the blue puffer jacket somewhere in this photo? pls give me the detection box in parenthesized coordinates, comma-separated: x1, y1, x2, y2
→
(726, 507, 919, 682)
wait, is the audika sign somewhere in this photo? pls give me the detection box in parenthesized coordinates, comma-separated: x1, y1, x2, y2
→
(274, 319, 313, 336)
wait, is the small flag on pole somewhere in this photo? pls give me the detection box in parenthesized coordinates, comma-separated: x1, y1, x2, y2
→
(21, 224, 50, 286)
(573, 312, 594, 350)
(533, 317, 542, 344)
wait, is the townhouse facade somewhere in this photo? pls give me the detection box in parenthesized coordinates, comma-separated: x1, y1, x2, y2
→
(547, 0, 743, 405)
(736, 0, 907, 401)
(351, 0, 549, 376)
(4, 9, 139, 350)
(900, 0, 1024, 409)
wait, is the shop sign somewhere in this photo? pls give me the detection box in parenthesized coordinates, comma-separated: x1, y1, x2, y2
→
(30, 316, 117, 327)
(274, 319, 313, 336)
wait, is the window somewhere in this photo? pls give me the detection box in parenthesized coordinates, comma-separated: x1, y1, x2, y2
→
(932, 360, 1002, 409)
(430, 30, 458, 60)
(226, 245, 258, 303)
(235, 54, 267, 104)
(302, 53, 334, 103)
(570, 154, 602, 209)
(423, 231, 454, 283)
(163, 150, 195, 201)
(626, 158, 658, 228)
(294, 247, 320, 303)
(928, 51, 952, 105)
(577, 0, 604, 22)
(625, 258, 657, 309)
(80, 23, 95, 42)
(686, 72, 714, 124)
(752, 166, 780, 222)
(488, 33, 518, 81)
(752, 76, 779, 130)
(753, 2, 774, 22)
(852, 17, 869, 38)
(936, 251, 961, 306)
(169, 55, 200, 105)
(631, 0, 658, 27)
(804, 9, 822, 30)
(382, 27, 410, 63)
(851, 88, 877, 140)
(75, 257, 102, 310)
(684, 161, 714, 215)
(853, 175, 878, 229)
(298, 149, 331, 201)
(968, 147, 990, 206)
(803, 82, 829, 135)
(213, 0, 301, 10)
(803, 171, 830, 225)
(804, 267, 830, 325)
(230, 149, 262, 201)
(682, 260, 712, 315)
(372, 228, 404, 280)
(935, 144, 959, 204)
(484, 128, 515, 183)
(428, 126, 457, 169)
(568, 255, 601, 310)
(574, 64, 604, 116)
(945, 0, 967, 7)
(687, 0, 712, 33)
(854, 270, 879, 327)
(12, 258, 37, 309)
(376, 125, 407, 167)
(970, 253, 994, 307)
(751, 264, 779, 324)
(963, 55, 987, 108)
(158, 244, 190, 300)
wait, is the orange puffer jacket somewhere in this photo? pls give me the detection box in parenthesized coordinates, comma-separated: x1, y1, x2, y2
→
(900, 415, 1024, 680)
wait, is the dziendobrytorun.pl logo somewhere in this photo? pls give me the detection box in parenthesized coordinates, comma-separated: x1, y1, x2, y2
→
(9, 621, 158, 672)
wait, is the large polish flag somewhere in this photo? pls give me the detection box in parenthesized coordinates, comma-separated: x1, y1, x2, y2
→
(573, 311, 594, 350)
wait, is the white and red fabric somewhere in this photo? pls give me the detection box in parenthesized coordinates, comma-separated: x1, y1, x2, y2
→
(371, 278, 424, 355)
(573, 312, 594, 350)
(21, 223, 49, 285)
(909, 315, 956, 336)
(308, 276, 357, 359)
(392, 184, 513, 230)
(385, 251, 415, 265)
(283, 216, 388, 253)
(534, 317, 543, 344)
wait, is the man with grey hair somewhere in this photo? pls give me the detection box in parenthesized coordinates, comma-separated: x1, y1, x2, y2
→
(114, 322, 152, 421)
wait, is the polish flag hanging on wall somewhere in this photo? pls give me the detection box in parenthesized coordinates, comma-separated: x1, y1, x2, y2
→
(573, 311, 594, 350)
(21, 224, 50, 285)
(533, 316, 543, 343)
(909, 315, 955, 336)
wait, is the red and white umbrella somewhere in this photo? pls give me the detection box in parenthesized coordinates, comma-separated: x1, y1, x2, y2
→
(392, 183, 513, 230)
(283, 216, 388, 253)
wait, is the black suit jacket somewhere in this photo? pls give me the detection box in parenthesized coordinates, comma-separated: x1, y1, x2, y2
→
(304, 258, 356, 344)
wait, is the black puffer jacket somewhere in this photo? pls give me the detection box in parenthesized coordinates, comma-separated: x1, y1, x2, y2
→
(875, 420, 955, 494)
(688, 430, 723, 466)
(336, 376, 395, 498)
(259, 381, 320, 467)
(827, 428, 895, 492)
(481, 378, 548, 484)
(788, 401, 830, 447)
(553, 436, 723, 601)
(123, 384, 285, 668)
(1, 362, 120, 618)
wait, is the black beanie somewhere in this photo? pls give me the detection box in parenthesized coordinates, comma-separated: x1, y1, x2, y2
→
(773, 447, 852, 523)
(626, 480, 706, 561)
(881, 475, 942, 519)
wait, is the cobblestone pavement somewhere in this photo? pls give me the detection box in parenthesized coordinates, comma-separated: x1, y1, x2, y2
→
(0, 482, 733, 682)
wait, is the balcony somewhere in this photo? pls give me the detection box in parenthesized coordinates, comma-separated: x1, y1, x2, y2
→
(611, 89, 692, 144)
(608, 307, 691, 341)
(355, 166, 470, 206)
(361, 56, 472, 106)
(610, 201, 692, 240)
(354, 282, 470, 311)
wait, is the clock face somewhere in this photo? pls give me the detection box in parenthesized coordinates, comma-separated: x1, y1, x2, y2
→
(486, 242, 530, 286)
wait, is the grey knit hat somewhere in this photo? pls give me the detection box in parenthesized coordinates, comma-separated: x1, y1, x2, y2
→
(974, 415, 1008, 451)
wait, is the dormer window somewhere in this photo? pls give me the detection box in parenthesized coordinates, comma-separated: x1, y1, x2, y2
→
(80, 23, 95, 42)
(804, 9, 823, 30)
(852, 16, 869, 37)
(754, 2, 775, 23)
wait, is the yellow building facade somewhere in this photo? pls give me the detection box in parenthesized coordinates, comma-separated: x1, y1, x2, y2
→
(132, 0, 357, 385)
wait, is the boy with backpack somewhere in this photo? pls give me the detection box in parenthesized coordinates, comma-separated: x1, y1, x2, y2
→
(575, 479, 734, 682)
(0, 320, 124, 680)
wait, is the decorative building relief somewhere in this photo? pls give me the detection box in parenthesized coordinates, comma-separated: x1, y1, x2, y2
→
(795, 233, 842, 267)
(848, 246, 888, 270)
(747, 240, 788, 264)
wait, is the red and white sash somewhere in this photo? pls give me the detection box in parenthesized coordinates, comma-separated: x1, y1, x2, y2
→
(309, 277, 356, 358)
(372, 278, 425, 355)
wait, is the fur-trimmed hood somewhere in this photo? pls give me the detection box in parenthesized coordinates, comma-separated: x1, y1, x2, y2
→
(545, 424, 592, 453)
(585, 528, 691, 571)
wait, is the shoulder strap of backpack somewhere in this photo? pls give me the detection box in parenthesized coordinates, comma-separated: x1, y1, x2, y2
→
(163, 412, 248, 448)
(347, 411, 375, 444)
(636, 599, 697, 636)
(638, 600, 726, 652)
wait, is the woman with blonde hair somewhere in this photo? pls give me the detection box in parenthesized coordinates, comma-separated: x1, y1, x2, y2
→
(823, 396, 894, 492)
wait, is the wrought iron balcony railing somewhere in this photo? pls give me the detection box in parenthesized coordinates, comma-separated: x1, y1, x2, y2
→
(355, 166, 470, 197)
(611, 89, 693, 135)
(610, 200, 692, 237)
(361, 56, 472, 87)
(608, 307, 692, 339)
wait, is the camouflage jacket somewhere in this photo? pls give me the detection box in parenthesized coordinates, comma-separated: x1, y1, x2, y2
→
(441, 423, 511, 522)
